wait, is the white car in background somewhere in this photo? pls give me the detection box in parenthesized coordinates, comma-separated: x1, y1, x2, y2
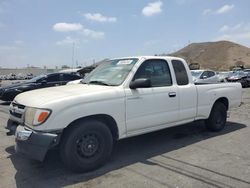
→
(191, 70, 219, 84)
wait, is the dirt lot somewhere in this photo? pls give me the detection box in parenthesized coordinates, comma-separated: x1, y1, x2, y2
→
(0, 88, 250, 188)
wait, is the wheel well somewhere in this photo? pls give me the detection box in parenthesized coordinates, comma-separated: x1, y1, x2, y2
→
(214, 97, 229, 110)
(64, 114, 119, 140)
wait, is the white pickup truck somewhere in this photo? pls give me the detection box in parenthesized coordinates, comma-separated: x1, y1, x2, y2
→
(8, 56, 242, 172)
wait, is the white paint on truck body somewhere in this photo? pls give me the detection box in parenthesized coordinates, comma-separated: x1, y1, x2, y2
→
(13, 56, 242, 139)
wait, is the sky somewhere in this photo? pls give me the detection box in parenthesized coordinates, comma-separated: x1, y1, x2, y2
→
(0, 0, 250, 68)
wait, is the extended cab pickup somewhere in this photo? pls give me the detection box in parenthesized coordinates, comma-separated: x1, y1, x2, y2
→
(8, 56, 242, 172)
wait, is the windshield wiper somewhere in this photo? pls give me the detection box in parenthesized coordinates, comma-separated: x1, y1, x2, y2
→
(88, 80, 110, 86)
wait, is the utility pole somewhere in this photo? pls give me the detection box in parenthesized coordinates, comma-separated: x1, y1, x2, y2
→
(71, 42, 75, 69)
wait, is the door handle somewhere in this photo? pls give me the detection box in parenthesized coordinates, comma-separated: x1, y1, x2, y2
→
(127, 96, 142, 100)
(168, 92, 176, 98)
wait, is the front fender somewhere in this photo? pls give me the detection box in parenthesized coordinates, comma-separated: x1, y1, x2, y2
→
(27, 98, 127, 139)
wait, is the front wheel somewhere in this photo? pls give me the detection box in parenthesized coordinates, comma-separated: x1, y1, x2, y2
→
(205, 102, 227, 132)
(60, 120, 113, 172)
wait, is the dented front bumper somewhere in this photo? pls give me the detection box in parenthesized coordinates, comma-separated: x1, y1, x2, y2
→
(15, 126, 59, 161)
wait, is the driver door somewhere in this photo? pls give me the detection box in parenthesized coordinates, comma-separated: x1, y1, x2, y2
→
(125, 59, 179, 135)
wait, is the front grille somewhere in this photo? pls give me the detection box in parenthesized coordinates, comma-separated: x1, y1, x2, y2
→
(12, 102, 25, 109)
(9, 101, 26, 122)
(9, 110, 22, 118)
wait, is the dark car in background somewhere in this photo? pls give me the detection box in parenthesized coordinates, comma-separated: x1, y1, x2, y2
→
(0, 73, 82, 101)
(226, 71, 249, 87)
(245, 72, 250, 87)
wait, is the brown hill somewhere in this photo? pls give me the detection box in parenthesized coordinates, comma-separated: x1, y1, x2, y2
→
(170, 41, 250, 70)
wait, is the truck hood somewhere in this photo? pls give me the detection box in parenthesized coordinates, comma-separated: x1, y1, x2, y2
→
(14, 84, 120, 107)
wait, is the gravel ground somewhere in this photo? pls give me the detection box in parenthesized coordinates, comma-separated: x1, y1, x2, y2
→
(0, 88, 250, 188)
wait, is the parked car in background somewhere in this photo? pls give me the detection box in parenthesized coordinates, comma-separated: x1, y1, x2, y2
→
(217, 71, 231, 82)
(244, 69, 250, 74)
(16, 73, 26, 80)
(0, 73, 82, 101)
(232, 67, 244, 72)
(226, 71, 248, 87)
(245, 72, 250, 87)
(191, 70, 218, 84)
(7, 73, 16, 80)
(0, 75, 5, 80)
(25, 73, 34, 80)
(0, 73, 34, 80)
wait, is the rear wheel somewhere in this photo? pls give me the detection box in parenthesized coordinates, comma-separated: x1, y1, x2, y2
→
(60, 119, 113, 172)
(205, 102, 227, 132)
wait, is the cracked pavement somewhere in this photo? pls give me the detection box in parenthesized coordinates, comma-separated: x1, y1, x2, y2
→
(0, 88, 250, 188)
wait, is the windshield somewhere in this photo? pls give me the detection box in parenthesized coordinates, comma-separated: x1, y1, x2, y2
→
(191, 71, 202, 78)
(83, 58, 138, 86)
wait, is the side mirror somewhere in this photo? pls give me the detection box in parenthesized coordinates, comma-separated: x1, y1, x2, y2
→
(129, 78, 151, 89)
(201, 75, 207, 79)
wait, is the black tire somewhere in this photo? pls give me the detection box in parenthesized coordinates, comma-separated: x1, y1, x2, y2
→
(205, 102, 227, 132)
(242, 83, 246, 88)
(241, 80, 247, 88)
(60, 119, 113, 173)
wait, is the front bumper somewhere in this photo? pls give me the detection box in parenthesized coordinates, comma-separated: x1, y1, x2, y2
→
(15, 126, 59, 161)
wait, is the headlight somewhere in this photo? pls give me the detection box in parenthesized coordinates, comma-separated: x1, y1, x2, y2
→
(25, 107, 51, 126)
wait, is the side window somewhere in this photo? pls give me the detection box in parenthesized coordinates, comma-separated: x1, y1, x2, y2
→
(201, 71, 209, 79)
(133, 59, 172, 87)
(47, 74, 60, 82)
(208, 71, 215, 77)
(63, 74, 79, 81)
(172, 60, 189, 85)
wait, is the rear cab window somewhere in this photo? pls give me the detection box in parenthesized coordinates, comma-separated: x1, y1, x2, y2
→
(171, 60, 189, 85)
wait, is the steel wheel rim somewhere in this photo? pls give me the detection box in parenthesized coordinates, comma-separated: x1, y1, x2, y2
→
(76, 133, 100, 158)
